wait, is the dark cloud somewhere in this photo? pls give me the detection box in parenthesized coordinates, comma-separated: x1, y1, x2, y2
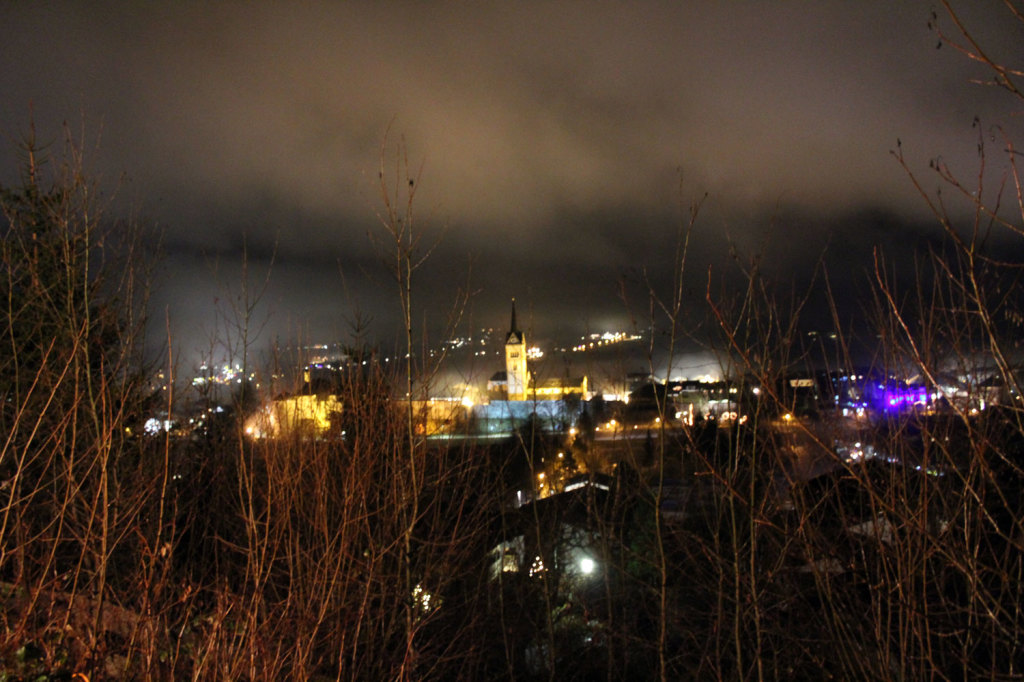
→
(1, 1, 1022, 363)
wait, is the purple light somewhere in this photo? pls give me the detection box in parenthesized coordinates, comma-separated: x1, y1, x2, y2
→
(881, 385, 931, 411)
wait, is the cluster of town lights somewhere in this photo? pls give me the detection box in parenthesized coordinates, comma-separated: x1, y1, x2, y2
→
(192, 363, 256, 387)
(571, 331, 641, 352)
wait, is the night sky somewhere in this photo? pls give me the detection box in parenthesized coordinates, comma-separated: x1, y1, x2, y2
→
(2, 2, 1022, 368)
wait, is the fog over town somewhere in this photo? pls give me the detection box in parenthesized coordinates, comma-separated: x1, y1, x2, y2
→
(4, 3, 1024, 679)
(2, 1, 1022, 365)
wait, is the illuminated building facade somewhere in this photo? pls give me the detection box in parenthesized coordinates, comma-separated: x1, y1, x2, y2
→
(505, 299, 528, 401)
(529, 375, 588, 401)
(245, 393, 343, 439)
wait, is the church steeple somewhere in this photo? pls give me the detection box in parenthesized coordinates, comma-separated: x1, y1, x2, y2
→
(506, 297, 521, 343)
(504, 298, 528, 400)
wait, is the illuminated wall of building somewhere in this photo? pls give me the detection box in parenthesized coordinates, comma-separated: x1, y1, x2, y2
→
(245, 394, 343, 439)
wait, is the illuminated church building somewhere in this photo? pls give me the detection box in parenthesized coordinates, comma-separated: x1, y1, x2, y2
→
(488, 299, 587, 404)
(504, 300, 529, 400)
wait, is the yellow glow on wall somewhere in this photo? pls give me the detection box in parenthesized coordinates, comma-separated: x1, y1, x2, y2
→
(246, 394, 343, 439)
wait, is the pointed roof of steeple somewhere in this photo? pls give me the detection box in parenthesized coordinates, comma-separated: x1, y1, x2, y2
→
(506, 298, 523, 345)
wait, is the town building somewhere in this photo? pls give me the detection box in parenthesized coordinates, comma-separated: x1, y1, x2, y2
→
(505, 299, 529, 400)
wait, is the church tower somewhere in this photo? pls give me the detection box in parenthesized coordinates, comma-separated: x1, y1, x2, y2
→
(504, 299, 528, 400)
